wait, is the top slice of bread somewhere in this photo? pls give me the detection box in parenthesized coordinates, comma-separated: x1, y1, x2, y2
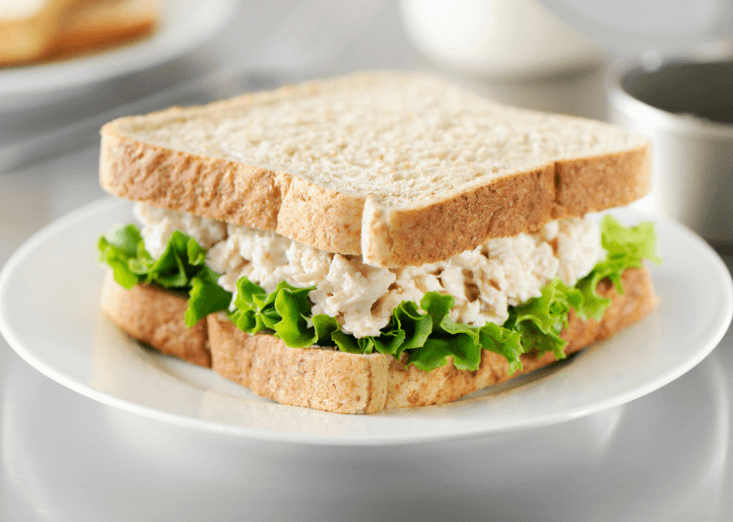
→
(100, 71, 650, 267)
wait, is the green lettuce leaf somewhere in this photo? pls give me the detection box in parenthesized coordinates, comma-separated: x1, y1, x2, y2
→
(601, 215, 662, 266)
(228, 279, 332, 348)
(185, 267, 234, 327)
(478, 323, 524, 374)
(505, 278, 583, 360)
(98, 224, 232, 327)
(574, 215, 662, 321)
(97, 224, 147, 289)
(228, 284, 518, 373)
(404, 292, 484, 371)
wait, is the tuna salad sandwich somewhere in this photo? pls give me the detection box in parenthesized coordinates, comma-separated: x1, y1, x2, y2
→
(97, 71, 661, 414)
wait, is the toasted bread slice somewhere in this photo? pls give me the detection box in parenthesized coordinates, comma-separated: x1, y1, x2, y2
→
(100, 72, 650, 267)
(0, 0, 85, 66)
(44, 0, 157, 62)
(0, 0, 157, 67)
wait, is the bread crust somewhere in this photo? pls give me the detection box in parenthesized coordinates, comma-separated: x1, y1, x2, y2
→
(362, 165, 557, 267)
(207, 321, 389, 414)
(208, 267, 657, 414)
(99, 72, 651, 267)
(100, 271, 211, 367)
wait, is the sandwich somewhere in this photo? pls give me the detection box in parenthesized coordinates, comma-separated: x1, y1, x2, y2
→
(0, 0, 158, 67)
(97, 71, 661, 414)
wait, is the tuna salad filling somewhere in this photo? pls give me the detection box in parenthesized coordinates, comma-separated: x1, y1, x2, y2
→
(99, 203, 660, 373)
(133, 202, 606, 338)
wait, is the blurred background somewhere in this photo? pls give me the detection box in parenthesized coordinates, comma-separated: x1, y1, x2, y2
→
(1, 1, 732, 520)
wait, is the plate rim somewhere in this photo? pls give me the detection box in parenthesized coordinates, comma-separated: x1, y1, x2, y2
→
(1, 197, 731, 446)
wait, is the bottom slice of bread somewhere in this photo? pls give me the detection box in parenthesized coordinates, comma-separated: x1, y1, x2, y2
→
(208, 267, 657, 414)
(101, 267, 656, 413)
(100, 271, 211, 367)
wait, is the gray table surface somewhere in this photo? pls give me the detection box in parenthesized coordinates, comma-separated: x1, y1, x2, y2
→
(1, 2, 732, 520)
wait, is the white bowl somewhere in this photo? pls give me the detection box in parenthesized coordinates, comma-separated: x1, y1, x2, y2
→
(606, 52, 733, 245)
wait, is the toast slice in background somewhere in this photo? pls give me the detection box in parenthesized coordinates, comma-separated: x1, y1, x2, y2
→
(44, 0, 158, 62)
(0, 0, 158, 67)
(0, 0, 87, 66)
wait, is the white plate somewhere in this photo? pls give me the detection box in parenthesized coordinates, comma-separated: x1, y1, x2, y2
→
(0, 198, 731, 445)
(0, 0, 239, 110)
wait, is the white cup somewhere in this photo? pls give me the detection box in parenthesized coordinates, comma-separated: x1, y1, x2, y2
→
(606, 54, 733, 245)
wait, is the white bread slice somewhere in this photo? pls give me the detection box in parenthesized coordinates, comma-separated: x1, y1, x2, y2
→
(100, 266, 657, 414)
(0, 0, 157, 67)
(100, 71, 650, 267)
